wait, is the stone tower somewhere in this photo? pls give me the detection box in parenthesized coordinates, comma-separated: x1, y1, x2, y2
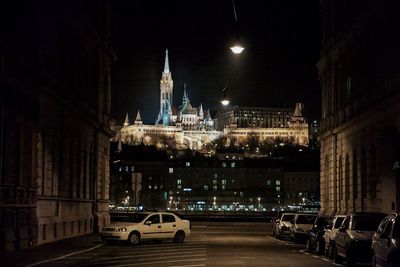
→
(156, 49, 174, 125)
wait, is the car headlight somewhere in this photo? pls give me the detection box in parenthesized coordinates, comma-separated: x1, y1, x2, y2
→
(115, 228, 127, 232)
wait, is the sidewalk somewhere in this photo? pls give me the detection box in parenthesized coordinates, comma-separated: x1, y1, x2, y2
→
(0, 234, 104, 267)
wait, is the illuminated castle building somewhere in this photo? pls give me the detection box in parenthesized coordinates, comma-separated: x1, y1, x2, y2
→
(116, 49, 309, 150)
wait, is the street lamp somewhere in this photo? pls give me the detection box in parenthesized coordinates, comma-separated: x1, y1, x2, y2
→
(220, 81, 230, 106)
(229, 0, 245, 54)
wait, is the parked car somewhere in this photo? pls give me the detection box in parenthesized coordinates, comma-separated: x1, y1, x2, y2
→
(100, 212, 191, 245)
(323, 215, 346, 258)
(273, 212, 296, 239)
(371, 213, 400, 267)
(290, 213, 318, 243)
(306, 216, 332, 254)
(332, 212, 386, 267)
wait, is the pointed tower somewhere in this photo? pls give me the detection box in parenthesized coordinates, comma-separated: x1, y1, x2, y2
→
(156, 49, 174, 125)
(123, 112, 130, 127)
(199, 103, 204, 120)
(182, 83, 189, 106)
(291, 102, 306, 123)
(135, 110, 143, 126)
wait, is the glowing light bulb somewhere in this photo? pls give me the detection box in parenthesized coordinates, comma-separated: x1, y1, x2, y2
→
(230, 45, 245, 54)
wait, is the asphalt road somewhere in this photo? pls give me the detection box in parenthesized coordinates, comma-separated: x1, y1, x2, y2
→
(35, 222, 343, 267)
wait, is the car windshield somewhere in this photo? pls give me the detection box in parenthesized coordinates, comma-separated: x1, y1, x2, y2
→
(122, 213, 149, 223)
(282, 214, 295, 221)
(296, 215, 316, 224)
(351, 214, 386, 231)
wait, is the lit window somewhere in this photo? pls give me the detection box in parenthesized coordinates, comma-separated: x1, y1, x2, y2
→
(154, 185, 158, 190)
(276, 186, 280, 192)
(276, 180, 281, 185)
(177, 179, 181, 185)
(169, 168, 173, 174)
(148, 185, 152, 189)
(222, 185, 226, 190)
(204, 185, 208, 191)
(131, 166, 134, 172)
(186, 162, 190, 167)
(213, 179, 217, 185)
(231, 162, 235, 168)
(125, 166, 129, 172)
(222, 179, 226, 185)
(213, 185, 217, 191)
(266, 179, 271, 186)
(222, 162, 226, 167)
(177, 185, 181, 189)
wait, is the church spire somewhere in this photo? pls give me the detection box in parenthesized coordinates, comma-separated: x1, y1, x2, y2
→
(182, 83, 189, 106)
(163, 49, 170, 73)
(123, 112, 130, 127)
(135, 110, 143, 125)
(199, 103, 204, 119)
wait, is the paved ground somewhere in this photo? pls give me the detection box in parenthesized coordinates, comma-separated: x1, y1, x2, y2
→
(21, 222, 343, 267)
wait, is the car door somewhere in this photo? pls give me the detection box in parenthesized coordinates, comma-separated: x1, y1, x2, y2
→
(142, 214, 163, 239)
(162, 213, 178, 238)
(374, 217, 389, 267)
(379, 217, 394, 267)
(335, 216, 349, 256)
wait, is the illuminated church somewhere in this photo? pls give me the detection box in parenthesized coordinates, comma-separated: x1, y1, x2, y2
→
(116, 49, 309, 150)
(155, 49, 214, 130)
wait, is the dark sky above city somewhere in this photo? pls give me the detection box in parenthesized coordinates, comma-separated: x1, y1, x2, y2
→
(111, 0, 321, 124)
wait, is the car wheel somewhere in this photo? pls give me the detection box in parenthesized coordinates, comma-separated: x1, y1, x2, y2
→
(293, 234, 298, 243)
(306, 238, 312, 252)
(332, 244, 343, 264)
(345, 253, 355, 267)
(316, 240, 324, 255)
(173, 230, 185, 243)
(127, 231, 140, 246)
(371, 254, 377, 267)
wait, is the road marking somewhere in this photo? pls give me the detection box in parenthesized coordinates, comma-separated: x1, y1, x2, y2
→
(91, 249, 207, 261)
(102, 245, 206, 254)
(110, 258, 207, 267)
(170, 264, 205, 267)
(89, 253, 207, 265)
(25, 243, 104, 267)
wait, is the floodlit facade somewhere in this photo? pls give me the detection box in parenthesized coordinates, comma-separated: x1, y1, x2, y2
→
(116, 51, 309, 150)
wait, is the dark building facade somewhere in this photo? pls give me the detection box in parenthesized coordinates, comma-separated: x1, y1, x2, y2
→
(318, 1, 400, 215)
(110, 144, 320, 212)
(215, 106, 293, 131)
(0, 1, 115, 251)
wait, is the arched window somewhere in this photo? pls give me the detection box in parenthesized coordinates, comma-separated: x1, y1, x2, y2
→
(345, 154, 350, 202)
(369, 145, 377, 199)
(338, 155, 343, 202)
(352, 151, 358, 200)
(361, 148, 367, 199)
(324, 156, 330, 202)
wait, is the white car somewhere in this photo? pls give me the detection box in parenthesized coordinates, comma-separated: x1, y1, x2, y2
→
(323, 215, 346, 258)
(273, 213, 297, 239)
(101, 212, 191, 245)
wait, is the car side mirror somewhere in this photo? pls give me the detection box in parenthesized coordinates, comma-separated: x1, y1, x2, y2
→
(145, 221, 152, 226)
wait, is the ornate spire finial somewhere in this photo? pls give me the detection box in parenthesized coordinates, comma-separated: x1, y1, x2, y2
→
(135, 110, 142, 122)
(123, 112, 130, 127)
(163, 48, 170, 73)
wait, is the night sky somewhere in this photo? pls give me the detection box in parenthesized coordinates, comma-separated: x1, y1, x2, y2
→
(111, 0, 321, 124)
